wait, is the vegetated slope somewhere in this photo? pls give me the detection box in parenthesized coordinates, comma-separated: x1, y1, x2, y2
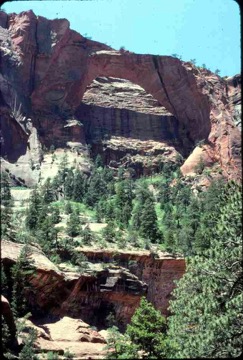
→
(1, 9, 242, 360)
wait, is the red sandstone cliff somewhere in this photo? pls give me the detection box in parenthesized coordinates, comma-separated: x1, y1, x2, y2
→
(1, 240, 185, 327)
(0, 10, 241, 185)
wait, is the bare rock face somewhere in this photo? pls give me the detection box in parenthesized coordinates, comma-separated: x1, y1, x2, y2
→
(1, 240, 185, 331)
(21, 316, 107, 359)
(0, 10, 241, 183)
(75, 248, 186, 317)
(226, 74, 241, 130)
(1, 240, 147, 330)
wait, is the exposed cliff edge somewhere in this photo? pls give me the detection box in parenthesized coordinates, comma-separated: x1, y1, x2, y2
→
(1, 240, 185, 327)
(2, 239, 185, 357)
(0, 10, 241, 185)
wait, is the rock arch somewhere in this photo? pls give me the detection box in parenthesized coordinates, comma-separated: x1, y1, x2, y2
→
(2, 10, 238, 180)
(77, 76, 181, 145)
(76, 51, 211, 145)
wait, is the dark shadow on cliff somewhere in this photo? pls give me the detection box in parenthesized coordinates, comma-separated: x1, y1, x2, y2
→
(0, 110, 29, 163)
(75, 102, 193, 157)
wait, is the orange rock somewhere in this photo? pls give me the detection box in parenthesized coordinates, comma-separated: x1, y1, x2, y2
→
(0, 10, 241, 182)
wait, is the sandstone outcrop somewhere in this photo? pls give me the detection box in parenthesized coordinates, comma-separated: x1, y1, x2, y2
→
(21, 316, 107, 359)
(1, 240, 185, 328)
(226, 74, 241, 130)
(0, 10, 241, 184)
(75, 248, 186, 317)
(1, 240, 146, 329)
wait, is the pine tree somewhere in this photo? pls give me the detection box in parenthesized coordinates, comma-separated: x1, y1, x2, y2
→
(41, 177, 55, 204)
(1, 172, 12, 206)
(50, 206, 61, 224)
(167, 181, 242, 358)
(102, 221, 117, 243)
(18, 327, 39, 360)
(127, 297, 167, 358)
(65, 201, 73, 214)
(11, 244, 35, 318)
(72, 170, 86, 202)
(114, 179, 134, 227)
(82, 224, 94, 245)
(1, 172, 14, 240)
(66, 209, 81, 238)
(64, 169, 74, 200)
(25, 188, 42, 231)
(131, 200, 144, 231)
(139, 197, 160, 243)
(84, 168, 107, 206)
(131, 184, 160, 243)
(106, 298, 168, 359)
(159, 180, 170, 209)
(94, 154, 104, 168)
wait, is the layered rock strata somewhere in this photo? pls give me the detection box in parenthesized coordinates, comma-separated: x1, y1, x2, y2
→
(76, 248, 186, 316)
(1, 240, 145, 330)
(1, 240, 185, 328)
(0, 10, 241, 184)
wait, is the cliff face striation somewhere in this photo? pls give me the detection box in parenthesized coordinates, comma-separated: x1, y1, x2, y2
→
(0, 10, 241, 185)
(1, 240, 185, 330)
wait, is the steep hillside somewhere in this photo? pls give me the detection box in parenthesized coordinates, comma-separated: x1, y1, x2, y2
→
(0, 9, 242, 360)
(0, 10, 241, 186)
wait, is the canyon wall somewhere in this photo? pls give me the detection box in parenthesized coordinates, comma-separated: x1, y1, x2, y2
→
(0, 10, 241, 185)
(1, 240, 185, 329)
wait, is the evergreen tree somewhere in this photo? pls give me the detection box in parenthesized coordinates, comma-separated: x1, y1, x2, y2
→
(50, 206, 61, 224)
(82, 224, 95, 245)
(131, 184, 160, 243)
(11, 244, 35, 318)
(72, 170, 86, 202)
(106, 326, 138, 359)
(84, 168, 107, 206)
(94, 154, 104, 168)
(159, 180, 170, 209)
(131, 200, 144, 231)
(1, 172, 12, 205)
(1, 263, 9, 298)
(41, 177, 55, 204)
(102, 221, 117, 243)
(167, 181, 242, 358)
(177, 195, 201, 255)
(193, 178, 227, 253)
(1, 315, 17, 360)
(127, 297, 167, 358)
(66, 209, 81, 238)
(139, 197, 160, 243)
(102, 199, 116, 222)
(47, 352, 60, 360)
(106, 298, 167, 359)
(64, 169, 74, 200)
(65, 201, 73, 214)
(1, 172, 14, 240)
(114, 179, 134, 227)
(25, 188, 42, 231)
(18, 327, 39, 360)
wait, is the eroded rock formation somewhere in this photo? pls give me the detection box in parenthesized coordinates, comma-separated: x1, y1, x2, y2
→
(1, 240, 185, 329)
(21, 316, 108, 359)
(76, 248, 186, 317)
(0, 10, 241, 184)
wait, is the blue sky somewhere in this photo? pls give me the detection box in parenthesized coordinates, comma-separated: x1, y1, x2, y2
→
(1, 0, 241, 76)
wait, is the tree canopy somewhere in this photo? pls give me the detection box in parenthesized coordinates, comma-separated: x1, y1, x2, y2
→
(167, 181, 242, 358)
